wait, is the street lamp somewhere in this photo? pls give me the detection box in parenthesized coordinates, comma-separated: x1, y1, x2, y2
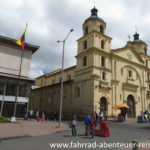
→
(57, 29, 73, 127)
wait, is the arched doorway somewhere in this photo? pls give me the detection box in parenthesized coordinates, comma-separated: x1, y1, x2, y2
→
(127, 95, 136, 117)
(100, 97, 108, 112)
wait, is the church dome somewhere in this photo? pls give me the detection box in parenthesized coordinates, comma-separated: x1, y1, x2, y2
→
(128, 32, 147, 46)
(84, 7, 106, 24)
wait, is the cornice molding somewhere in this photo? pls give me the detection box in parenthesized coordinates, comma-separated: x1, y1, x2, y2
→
(112, 45, 144, 63)
(77, 30, 112, 42)
(122, 82, 139, 89)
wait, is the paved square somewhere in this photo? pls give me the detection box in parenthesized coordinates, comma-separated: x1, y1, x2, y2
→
(0, 121, 150, 150)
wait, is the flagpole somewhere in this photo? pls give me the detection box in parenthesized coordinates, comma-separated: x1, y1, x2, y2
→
(0, 80, 7, 117)
(13, 49, 24, 117)
(26, 85, 31, 116)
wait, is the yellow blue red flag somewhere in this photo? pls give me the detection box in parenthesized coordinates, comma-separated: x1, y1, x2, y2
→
(16, 24, 27, 49)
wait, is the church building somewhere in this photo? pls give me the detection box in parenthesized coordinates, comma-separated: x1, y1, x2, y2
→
(31, 7, 150, 118)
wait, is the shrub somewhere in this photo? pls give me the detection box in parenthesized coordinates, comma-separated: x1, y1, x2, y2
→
(0, 116, 9, 123)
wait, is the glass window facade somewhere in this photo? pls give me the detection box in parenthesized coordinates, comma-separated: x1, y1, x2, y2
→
(0, 79, 5, 95)
(19, 81, 30, 97)
(6, 80, 17, 96)
(0, 78, 31, 97)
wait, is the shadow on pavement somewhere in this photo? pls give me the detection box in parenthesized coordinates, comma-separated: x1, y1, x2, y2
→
(139, 126, 150, 130)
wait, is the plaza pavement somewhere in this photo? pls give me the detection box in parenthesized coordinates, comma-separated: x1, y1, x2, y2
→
(0, 120, 68, 139)
(0, 117, 137, 139)
(0, 119, 150, 150)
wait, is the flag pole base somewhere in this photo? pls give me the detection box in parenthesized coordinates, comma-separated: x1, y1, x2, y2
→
(11, 117, 16, 123)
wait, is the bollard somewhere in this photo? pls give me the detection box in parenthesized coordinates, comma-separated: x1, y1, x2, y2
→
(132, 140, 139, 150)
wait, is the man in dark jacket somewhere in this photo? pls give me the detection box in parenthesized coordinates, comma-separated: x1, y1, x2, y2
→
(85, 114, 91, 136)
(90, 113, 96, 138)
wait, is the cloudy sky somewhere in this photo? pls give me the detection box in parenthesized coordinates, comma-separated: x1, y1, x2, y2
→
(0, 0, 150, 78)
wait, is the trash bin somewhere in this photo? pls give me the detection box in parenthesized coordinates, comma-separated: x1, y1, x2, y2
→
(93, 121, 110, 137)
(99, 122, 110, 137)
(137, 116, 144, 123)
(94, 121, 101, 136)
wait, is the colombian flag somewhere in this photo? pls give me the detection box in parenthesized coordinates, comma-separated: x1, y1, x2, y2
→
(16, 24, 27, 49)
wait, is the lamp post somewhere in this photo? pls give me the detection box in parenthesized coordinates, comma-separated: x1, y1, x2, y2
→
(57, 29, 73, 127)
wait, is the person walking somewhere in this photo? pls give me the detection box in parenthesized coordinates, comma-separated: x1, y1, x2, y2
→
(42, 112, 45, 121)
(99, 110, 104, 121)
(29, 110, 33, 120)
(144, 110, 149, 122)
(104, 110, 108, 121)
(90, 113, 96, 138)
(24, 108, 28, 120)
(36, 110, 39, 121)
(95, 112, 98, 121)
(120, 108, 126, 122)
(54, 112, 57, 121)
(85, 114, 91, 136)
(70, 114, 77, 136)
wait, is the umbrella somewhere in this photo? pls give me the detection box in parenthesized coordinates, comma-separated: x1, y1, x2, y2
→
(113, 104, 129, 109)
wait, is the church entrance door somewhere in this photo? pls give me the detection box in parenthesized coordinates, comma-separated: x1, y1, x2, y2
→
(100, 97, 108, 112)
(127, 95, 136, 117)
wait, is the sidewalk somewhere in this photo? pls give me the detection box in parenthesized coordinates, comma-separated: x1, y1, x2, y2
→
(107, 117, 137, 123)
(0, 120, 68, 139)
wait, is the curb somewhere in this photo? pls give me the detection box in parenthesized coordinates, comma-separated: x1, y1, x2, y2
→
(0, 135, 31, 141)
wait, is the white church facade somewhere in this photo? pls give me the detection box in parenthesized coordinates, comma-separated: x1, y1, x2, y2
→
(31, 7, 150, 118)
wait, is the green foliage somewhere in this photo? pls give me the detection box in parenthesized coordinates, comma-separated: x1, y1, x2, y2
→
(0, 116, 9, 123)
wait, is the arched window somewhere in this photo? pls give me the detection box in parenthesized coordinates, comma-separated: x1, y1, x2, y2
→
(101, 56, 105, 67)
(102, 72, 106, 80)
(100, 25, 104, 33)
(85, 26, 88, 35)
(128, 70, 132, 78)
(83, 56, 87, 66)
(101, 40, 105, 49)
(83, 40, 87, 49)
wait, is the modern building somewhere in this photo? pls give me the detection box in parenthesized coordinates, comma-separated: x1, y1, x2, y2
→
(31, 7, 150, 118)
(0, 35, 39, 117)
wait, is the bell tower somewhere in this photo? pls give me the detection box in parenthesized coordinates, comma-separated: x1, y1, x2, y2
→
(74, 7, 111, 114)
(75, 7, 112, 82)
(74, 7, 112, 116)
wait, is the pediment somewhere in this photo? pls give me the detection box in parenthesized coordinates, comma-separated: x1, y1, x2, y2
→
(112, 46, 144, 64)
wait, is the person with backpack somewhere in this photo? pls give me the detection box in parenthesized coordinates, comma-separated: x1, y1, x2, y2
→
(70, 113, 77, 136)
(144, 110, 149, 122)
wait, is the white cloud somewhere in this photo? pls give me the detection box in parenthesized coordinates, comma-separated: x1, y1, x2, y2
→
(0, 0, 150, 78)
(143, 15, 150, 25)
